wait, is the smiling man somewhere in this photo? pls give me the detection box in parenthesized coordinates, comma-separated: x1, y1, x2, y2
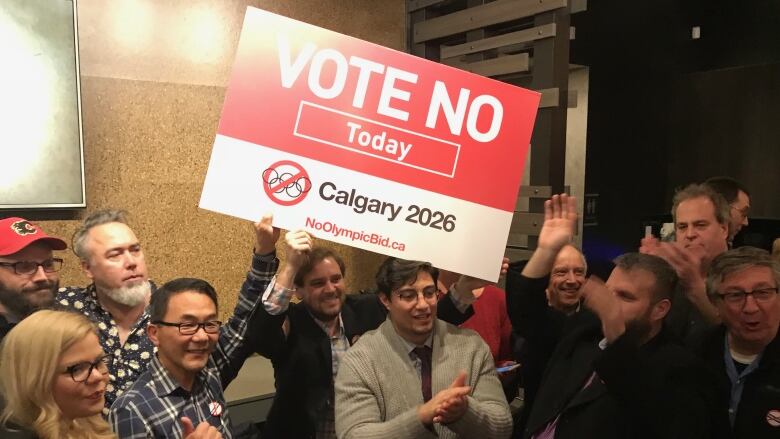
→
(0, 217, 67, 342)
(546, 245, 587, 315)
(254, 230, 479, 439)
(515, 195, 719, 439)
(107, 215, 280, 438)
(692, 246, 780, 439)
(334, 257, 512, 439)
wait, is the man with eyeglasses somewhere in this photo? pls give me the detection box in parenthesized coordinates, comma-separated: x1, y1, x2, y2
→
(692, 246, 780, 439)
(334, 257, 512, 439)
(704, 176, 751, 247)
(509, 195, 722, 439)
(0, 217, 67, 342)
(255, 230, 483, 439)
(108, 214, 280, 438)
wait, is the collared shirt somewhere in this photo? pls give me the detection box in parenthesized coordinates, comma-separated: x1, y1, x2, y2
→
(261, 279, 469, 439)
(402, 333, 434, 380)
(110, 355, 232, 439)
(533, 338, 607, 439)
(108, 253, 278, 438)
(723, 335, 763, 426)
(312, 313, 349, 439)
(57, 283, 157, 413)
(263, 282, 348, 439)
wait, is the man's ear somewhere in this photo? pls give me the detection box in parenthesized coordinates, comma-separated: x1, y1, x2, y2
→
(719, 222, 729, 240)
(147, 323, 161, 347)
(81, 259, 94, 280)
(379, 293, 391, 310)
(652, 299, 672, 323)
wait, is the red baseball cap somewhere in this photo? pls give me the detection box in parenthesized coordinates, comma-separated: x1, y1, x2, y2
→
(0, 217, 67, 256)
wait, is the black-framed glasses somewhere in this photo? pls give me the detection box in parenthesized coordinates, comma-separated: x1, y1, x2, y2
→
(0, 258, 63, 275)
(716, 287, 778, 306)
(153, 320, 222, 335)
(395, 288, 438, 304)
(64, 354, 112, 383)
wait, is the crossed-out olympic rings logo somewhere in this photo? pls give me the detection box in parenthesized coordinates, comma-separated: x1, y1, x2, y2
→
(261, 160, 312, 206)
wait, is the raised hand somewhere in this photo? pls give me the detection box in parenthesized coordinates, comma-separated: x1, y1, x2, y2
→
(538, 194, 578, 252)
(283, 230, 313, 271)
(581, 276, 625, 343)
(640, 239, 720, 323)
(522, 194, 578, 278)
(181, 417, 223, 439)
(254, 213, 281, 255)
(640, 237, 705, 291)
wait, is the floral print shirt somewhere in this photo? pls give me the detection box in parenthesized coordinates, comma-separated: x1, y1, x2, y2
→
(56, 283, 157, 414)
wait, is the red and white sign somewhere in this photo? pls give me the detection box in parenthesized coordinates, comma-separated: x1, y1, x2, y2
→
(200, 7, 540, 281)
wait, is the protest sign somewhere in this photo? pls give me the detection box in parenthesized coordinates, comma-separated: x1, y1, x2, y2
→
(200, 7, 540, 280)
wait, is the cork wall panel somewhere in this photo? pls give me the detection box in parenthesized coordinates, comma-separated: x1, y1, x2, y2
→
(16, 0, 407, 319)
(34, 76, 390, 320)
(77, 0, 406, 86)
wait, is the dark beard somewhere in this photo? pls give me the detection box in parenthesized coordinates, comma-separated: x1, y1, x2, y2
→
(0, 282, 57, 319)
(624, 311, 654, 345)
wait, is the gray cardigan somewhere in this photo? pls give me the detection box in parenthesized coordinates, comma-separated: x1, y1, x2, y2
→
(334, 317, 512, 439)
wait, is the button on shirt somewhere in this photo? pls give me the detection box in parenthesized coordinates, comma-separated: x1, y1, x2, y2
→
(56, 283, 157, 413)
(108, 253, 278, 438)
(263, 282, 349, 439)
(312, 314, 349, 439)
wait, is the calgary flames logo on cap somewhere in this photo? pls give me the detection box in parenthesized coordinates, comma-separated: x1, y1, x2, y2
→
(11, 220, 37, 236)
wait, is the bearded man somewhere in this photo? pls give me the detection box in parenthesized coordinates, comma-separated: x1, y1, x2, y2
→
(59, 209, 155, 411)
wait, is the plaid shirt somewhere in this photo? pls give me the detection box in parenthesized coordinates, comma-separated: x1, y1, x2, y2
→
(57, 282, 157, 414)
(108, 253, 278, 438)
(262, 282, 350, 439)
(312, 315, 349, 439)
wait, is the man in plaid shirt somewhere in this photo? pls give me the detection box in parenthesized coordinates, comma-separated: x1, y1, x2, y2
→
(108, 214, 279, 438)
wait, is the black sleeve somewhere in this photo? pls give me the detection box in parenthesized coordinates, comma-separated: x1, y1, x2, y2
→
(437, 291, 474, 325)
(505, 264, 566, 347)
(594, 331, 723, 439)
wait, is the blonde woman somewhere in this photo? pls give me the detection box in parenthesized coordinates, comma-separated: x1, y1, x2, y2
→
(0, 310, 114, 439)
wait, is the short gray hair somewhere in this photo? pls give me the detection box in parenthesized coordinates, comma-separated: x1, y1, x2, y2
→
(671, 183, 729, 226)
(706, 246, 780, 299)
(72, 209, 129, 260)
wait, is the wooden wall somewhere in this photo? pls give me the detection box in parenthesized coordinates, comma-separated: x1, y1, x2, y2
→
(8, 0, 405, 320)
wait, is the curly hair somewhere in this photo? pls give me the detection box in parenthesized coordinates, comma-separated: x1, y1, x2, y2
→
(0, 310, 115, 439)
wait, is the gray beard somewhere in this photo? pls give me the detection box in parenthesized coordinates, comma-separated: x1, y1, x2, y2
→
(103, 281, 151, 307)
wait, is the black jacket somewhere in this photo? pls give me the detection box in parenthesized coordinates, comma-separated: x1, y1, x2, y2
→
(505, 264, 586, 431)
(252, 291, 473, 439)
(690, 325, 780, 439)
(0, 313, 15, 344)
(508, 271, 721, 439)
